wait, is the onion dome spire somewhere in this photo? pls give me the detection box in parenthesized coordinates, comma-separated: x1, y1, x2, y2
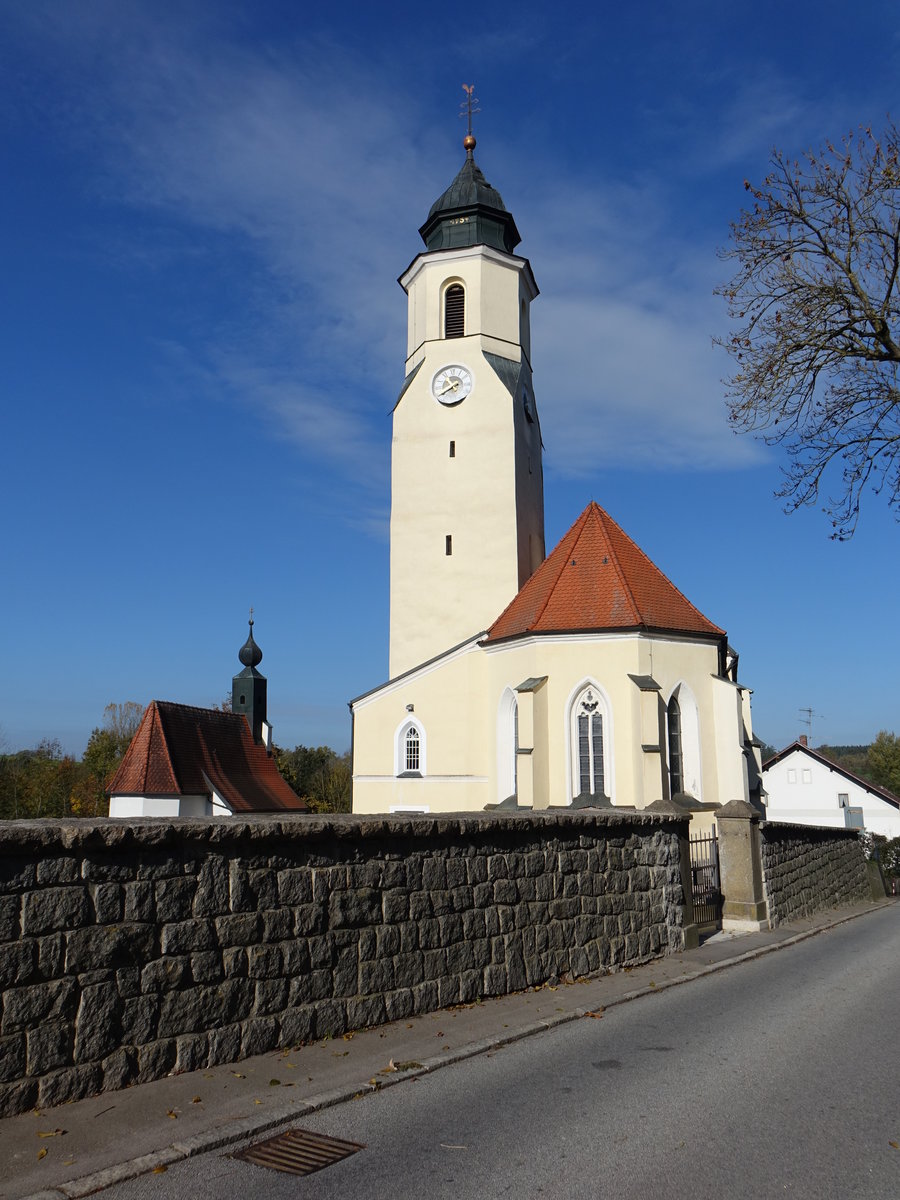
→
(418, 84, 521, 255)
(238, 610, 263, 668)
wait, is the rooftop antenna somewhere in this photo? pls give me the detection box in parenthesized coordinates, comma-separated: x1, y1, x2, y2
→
(460, 84, 479, 157)
(798, 706, 823, 743)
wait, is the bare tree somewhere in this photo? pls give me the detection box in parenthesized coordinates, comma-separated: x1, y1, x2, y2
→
(716, 123, 900, 538)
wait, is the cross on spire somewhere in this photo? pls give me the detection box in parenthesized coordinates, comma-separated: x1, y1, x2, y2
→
(460, 84, 479, 157)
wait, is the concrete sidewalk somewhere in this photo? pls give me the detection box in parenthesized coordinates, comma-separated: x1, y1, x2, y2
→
(5, 899, 894, 1200)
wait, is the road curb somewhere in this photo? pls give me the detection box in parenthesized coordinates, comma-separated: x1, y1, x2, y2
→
(19, 900, 893, 1200)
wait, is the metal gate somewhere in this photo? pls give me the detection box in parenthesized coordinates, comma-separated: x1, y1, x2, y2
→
(689, 831, 723, 931)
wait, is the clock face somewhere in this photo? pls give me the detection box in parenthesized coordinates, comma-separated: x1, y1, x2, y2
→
(431, 364, 473, 405)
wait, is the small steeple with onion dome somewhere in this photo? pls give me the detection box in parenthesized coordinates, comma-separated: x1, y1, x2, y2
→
(232, 609, 268, 745)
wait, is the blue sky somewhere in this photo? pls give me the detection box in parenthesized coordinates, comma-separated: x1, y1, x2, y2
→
(2, 0, 898, 758)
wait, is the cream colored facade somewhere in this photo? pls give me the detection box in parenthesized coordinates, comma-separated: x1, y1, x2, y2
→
(352, 628, 755, 815)
(352, 144, 758, 819)
(389, 244, 544, 677)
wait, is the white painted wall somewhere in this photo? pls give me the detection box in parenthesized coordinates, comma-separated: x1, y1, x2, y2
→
(763, 749, 900, 839)
(108, 794, 218, 818)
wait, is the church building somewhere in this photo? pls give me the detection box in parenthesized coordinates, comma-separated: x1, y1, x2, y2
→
(350, 127, 760, 817)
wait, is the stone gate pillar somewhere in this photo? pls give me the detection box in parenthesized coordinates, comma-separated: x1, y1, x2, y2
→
(717, 799, 769, 931)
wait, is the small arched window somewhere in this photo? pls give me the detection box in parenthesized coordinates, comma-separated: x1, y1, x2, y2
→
(444, 284, 464, 338)
(667, 695, 683, 796)
(395, 717, 426, 777)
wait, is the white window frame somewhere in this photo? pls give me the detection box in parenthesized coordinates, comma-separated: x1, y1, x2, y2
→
(394, 716, 426, 777)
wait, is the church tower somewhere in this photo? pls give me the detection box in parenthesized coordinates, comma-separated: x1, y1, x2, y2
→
(389, 111, 545, 678)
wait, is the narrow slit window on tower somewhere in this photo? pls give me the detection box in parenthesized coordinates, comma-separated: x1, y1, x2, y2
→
(449, 440, 456, 457)
(445, 534, 452, 555)
(444, 284, 464, 338)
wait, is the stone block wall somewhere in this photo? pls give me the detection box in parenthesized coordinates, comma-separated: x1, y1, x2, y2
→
(0, 810, 689, 1117)
(760, 822, 869, 926)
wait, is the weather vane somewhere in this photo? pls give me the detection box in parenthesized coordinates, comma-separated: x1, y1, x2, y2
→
(249, 605, 254, 627)
(460, 84, 479, 154)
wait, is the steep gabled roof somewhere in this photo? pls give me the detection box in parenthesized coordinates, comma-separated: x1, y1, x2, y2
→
(487, 502, 725, 644)
(763, 741, 900, 810)
(109, 701, 306, 813)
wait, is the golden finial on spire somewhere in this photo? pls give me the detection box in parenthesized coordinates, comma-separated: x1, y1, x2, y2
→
(460, 84, 479, 155)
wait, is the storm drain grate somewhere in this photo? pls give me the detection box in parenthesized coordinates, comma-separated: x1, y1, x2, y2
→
(230, 1127, 365, 1176)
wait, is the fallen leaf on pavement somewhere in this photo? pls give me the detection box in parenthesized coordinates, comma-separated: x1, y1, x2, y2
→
(37, 1129, 66, 1137)
(152, 1165, 168, 1174)
(342, 1032, 355, 1041)
(585, 1010, 604, 1019)
(37, 1148, 48, 1161)
(648, 982, 657, 989)
(269, 1079, 281, 1086)
(890, 1141, 899, 1149)
(191, 1097, 201, 1104)
(393, 1061, 422, 1071)
(231, 1072, 245, 1079)
(166, 1110, 178, 1119)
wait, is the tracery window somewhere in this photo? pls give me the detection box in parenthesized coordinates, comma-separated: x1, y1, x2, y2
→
(574, 687, 605, 797)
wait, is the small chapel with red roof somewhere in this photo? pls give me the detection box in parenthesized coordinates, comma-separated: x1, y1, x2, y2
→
(349, 124, 761, 819)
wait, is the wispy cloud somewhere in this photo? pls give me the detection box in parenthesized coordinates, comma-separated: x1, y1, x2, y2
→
(4, 0, 774, 492)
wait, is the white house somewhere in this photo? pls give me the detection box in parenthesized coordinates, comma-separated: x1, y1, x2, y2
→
(762, 740, 900, 839)
(350, 130, 760, 819)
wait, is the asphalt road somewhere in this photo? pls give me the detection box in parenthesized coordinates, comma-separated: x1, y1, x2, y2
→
(102, 905, 900, 1200)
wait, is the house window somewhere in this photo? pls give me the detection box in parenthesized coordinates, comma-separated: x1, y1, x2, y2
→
(802, 769, 812, 784)
(444, 284, 464, 338)
(838, 792, 849, 809)
(449, 440, 456, 458)
(787, 768, 797, 784)
(667, 695, 683, 796)
(572, 686, 606, 798)
(445, 534, 452, 555)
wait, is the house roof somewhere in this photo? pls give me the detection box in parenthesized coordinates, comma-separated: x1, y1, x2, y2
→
(762, 740, 900, 811)
(108, 701, 307, 813)
(486, 502, 725, 644)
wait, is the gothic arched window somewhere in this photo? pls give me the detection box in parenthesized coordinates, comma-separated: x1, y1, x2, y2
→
(571, 686, 607, 799)
(395, 718, 425, 777)
(444, 284, 465, 338)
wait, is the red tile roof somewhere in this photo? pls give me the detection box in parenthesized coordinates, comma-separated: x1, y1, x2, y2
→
(487, 502, 725, 643)
(109, 701, 307, 812)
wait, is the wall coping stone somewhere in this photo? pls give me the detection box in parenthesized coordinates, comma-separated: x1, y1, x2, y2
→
(760, 820, 861, 839)
(0, 810, 688, 858)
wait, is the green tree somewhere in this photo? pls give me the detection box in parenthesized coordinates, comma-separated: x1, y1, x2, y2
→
(868, 730, 900, 795)
(274, 744, 352, 813)
(79, 701, 144, 816)
(717, 122, 900, 538)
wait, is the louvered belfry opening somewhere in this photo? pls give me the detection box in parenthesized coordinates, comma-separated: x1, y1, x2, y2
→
(444, 284, 464, 337)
